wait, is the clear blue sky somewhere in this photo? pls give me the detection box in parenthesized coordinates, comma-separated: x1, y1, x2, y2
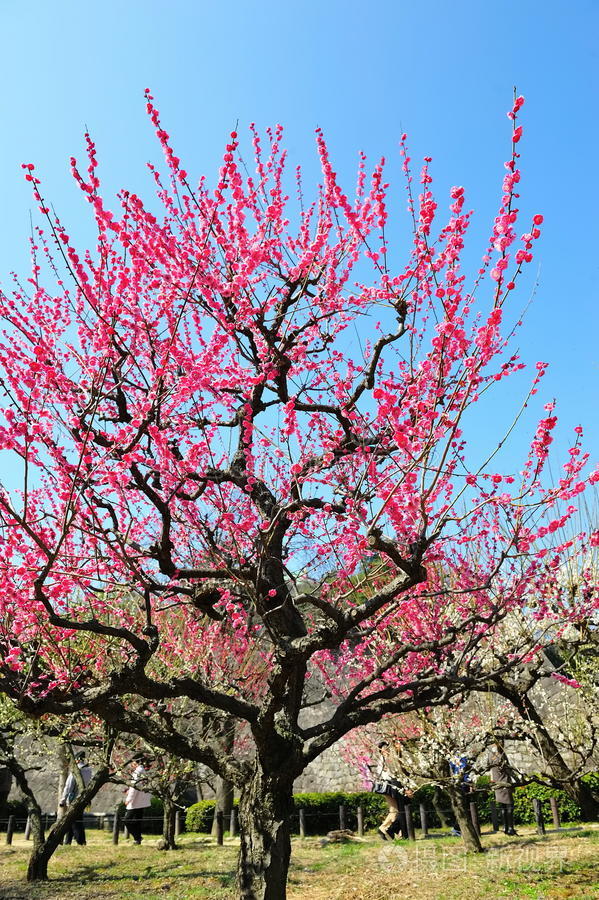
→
(0, 0, 597, 474)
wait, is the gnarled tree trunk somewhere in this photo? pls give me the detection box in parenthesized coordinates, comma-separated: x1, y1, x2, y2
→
(432, 785, 451, 827)
(446, 784, 483, 853)
(0, 740, 48, 879)
(508, 690, 599, 821)
(161, 796, 177, 850)
(27, 766, 110, 881)
(211, 775, 234, 838)
(210, 715, 236, 837)
(237, 767, 295, 900)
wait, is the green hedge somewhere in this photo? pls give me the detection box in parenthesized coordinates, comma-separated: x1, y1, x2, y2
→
(185, 776, 598, 835)
(293, 792, 387, 834)
(185, 798, 240, 833)
(469, 774, 599, 826)
(186, 792, 422, 835)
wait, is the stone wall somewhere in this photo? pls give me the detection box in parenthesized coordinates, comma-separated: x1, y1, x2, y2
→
(294, 743, 361, 794)
(7, 735, 127, 814)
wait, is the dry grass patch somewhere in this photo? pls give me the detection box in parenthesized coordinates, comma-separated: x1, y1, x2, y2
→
(0, 827, 598, 899)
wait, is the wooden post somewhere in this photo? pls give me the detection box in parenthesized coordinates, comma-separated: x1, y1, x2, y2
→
(216, 810, 224, 845)
(299, 808, 306, 838)
(469, 801, 481, 836)
(398, 806, 408, 839)
(5, 815, 15, 845)
(24, 816, 31, 841)
(405, 804, 415, 841)
(550, 797, 560, 829)
(175, 810, 182, 838)
(419, 803, 428, 838)
(489, 800, 499, 832)
(229, 807, 237, 838)
(112, 806, 121, 845)
(533, 798, 545, 835)
(339, 804, 346, 831)
(357, 805, 364, 837)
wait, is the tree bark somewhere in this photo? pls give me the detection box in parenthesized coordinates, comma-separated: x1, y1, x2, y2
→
(161, 797, 177, 850)
(0, 739, 47, 878)
(530, 719, 598, 820)
(508, 690, 599, 821)
(211, 716, 236, 837)
(446, 784, 483, 853)
(237, 768, 295, 900)
(211, 775, 235, 837)
(27, 766, 109, 882)
(432, 785, 451, 828)
(571, 780, 599, 822)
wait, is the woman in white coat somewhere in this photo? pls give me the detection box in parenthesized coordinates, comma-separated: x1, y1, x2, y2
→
(124, 761, 152, 844)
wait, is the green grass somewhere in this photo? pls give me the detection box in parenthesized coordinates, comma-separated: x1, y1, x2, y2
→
(1, 826, 599, 899)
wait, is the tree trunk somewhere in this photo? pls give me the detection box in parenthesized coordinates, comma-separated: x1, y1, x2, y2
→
(432, 785, 451, 827)
(510, 691, 599, 821)
(210, 715, 236, 837)
(24, 804, 46, 878)
(0, 741, 48, 879)
(211, 775, 235, 837)
(528, 715, 598, 818)
(237, 769, 294, 900)
(27, 766, 109, 882)
(446, 785, 483, 853)
(569, 780, 599, 822)
(161, 797, 177, 850)
(194, 775, 206, 802)
(27, 836, 53, 882)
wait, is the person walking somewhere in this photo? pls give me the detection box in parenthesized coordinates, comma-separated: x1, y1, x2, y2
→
(488, 743, 518, 836)
(385, 786, 414, 839)
(59, 751, 92, 845)
(124, 760, 152, 845)
(372, 741, 404, 840)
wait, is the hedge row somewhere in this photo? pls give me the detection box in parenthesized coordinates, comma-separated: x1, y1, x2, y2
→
(185, 798, 239, 833)
(184, 776, 598, 834)
(184, 790, 444, 834)
(471, 774, 599, 825)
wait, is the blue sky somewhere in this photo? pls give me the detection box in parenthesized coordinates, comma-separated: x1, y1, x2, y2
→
(0, 0, 597, 475)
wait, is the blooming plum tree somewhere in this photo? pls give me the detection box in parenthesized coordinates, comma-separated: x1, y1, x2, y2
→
(0, 93, 596, 897)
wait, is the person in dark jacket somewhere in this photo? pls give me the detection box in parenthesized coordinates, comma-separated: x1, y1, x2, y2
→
(488, 743, 518, 835)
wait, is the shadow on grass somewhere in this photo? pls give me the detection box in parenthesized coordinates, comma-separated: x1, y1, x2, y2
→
(51, 857, 237, 887)
(1, 842, 238, 897)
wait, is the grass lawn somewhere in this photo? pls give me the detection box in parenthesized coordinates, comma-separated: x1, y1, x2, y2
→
(1, 826, 598, 899)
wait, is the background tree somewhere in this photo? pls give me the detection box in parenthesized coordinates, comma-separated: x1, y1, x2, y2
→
(480, 634, 599, 819)
(0, 94, 597, 898)
(342, 701, 488, 851)
(0, 697, 113, 881)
